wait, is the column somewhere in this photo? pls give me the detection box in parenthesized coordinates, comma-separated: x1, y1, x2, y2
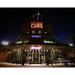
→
(39, 50, 40, 63)
(32, 50, 33, 63)
(43, 50, 45, 62)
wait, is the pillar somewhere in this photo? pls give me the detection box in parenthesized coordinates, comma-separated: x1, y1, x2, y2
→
(39, 50, 40, 63)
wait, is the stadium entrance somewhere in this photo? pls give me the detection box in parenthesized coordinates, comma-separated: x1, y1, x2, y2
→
(26, 49, 46, 64)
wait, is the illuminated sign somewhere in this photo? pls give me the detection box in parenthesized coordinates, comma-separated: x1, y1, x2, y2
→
(31, 22, 43, 28)
(31, 45, 42, 50)
(32, 35, 41, 38)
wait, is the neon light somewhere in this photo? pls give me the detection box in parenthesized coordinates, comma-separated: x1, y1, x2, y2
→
(32, 35, 41, 38)
(31, 22, 43, 28)
(31, 45, 42, 50)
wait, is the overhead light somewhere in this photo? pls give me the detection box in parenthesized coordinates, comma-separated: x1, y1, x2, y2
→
(16, 41, 22, 44)
(32, 31, 35, 34)
(44, 32, 47, 34)
(38, 31, 41, 34)
(27, 31, 29, 34)
(69, 43, 74, 46)
(1, 41, 9, 45)
(24, 40, 29, 43)
(44, 40, 54, 44)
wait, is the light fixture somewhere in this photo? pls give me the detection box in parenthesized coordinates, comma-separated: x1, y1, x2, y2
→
(38, 31, 41, 34)
(32, 31, 35, 34)
(44, 40, 54, 44)
(69, 43, 74, 46)
(16, 41, 22, 44)
(25, 50, 26, 52)
(27, 31, 29, 34)
(44, 32, 47, 34)
(1, 41, 9, 45)
(24, 40, 29, 43)
(44, 50, 46, 52)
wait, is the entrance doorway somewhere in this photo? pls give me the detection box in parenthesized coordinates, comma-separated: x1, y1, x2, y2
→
(27, 49, 46, 64)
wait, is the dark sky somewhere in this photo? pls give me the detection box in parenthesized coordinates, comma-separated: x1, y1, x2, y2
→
(0, 8, 75, 44)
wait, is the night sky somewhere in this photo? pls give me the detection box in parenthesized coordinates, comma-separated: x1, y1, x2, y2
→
(0, 8, 75, 44)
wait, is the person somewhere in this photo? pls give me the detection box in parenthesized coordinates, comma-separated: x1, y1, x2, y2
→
(22, 50, 26, 66)
(64, 60, 68, 67)
(22, 61, 24, 66)
(46, 59, 49, 66)
(16, 50, 22, 64)
(41, 59, 43, 64)
(28, 56, 32, 65)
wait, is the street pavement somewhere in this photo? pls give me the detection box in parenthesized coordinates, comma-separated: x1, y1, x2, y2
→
(0, 62, 65, 67)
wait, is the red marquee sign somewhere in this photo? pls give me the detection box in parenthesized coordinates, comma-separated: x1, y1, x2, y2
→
(31, 22, 43, 28)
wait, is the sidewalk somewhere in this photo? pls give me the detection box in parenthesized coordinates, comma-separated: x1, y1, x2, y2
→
(0, 62, 65, 67)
